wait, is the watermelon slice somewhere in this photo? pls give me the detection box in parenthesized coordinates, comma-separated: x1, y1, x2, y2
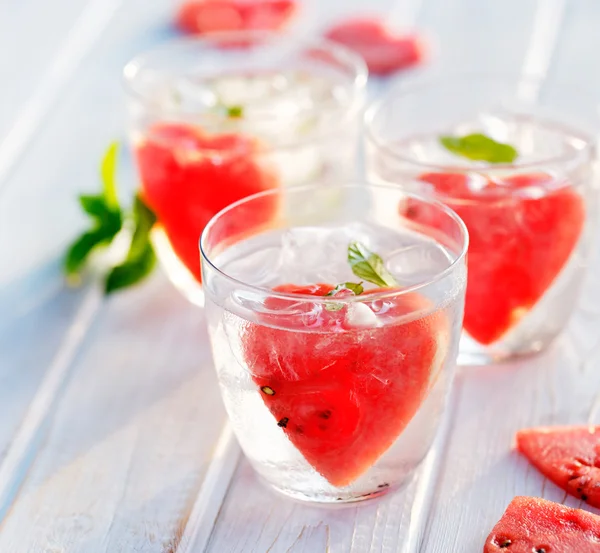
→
(400, 172, 585, 345)
(136, 123, 280, 280)
(324, 17, 426, 76)
(241, 284, 447, 487)
(176, 0, 297, 36)
(484, 496, 600, 552)
(517, 426, 600, 508)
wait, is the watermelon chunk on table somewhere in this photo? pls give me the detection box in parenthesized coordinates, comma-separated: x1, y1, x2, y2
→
(401, 172, 585, 345)
(241, 284, 448, 487)
(176, 0, 297, 36)
(136, 123, 280, 280)
(324, 17, 426, 76)
(484, 496, 600, 552)
(517, 426, 600, 508)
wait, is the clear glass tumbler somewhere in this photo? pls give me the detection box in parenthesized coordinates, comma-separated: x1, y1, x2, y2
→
(123, 32, 367, 305)
(365, 74, 598, 365)
(201, 182, 467, 503)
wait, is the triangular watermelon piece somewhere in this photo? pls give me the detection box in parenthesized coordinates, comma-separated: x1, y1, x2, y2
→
(324, 18, 426, 76)
(401, 172, 585, 345)
(241, 284, 448, 487)
(176, 0, 297, 36)
(484, 496, 600, 552)
(517, 426, 600, 508)
(136, 123, 280, 280)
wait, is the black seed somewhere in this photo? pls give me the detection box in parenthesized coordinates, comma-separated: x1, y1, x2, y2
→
(336, 497, 343, 501)
(535, 548, 547, 553)
(499, 539, 511, 548)
(406, 205, 419, 218)
(261, 386, 275, 396)
(577, 487, 583, 493)
(277, 417, 289, 428)
(378, 483, 389, 489)
(582, 493, 589, 501)
(319, 410, 332, 420)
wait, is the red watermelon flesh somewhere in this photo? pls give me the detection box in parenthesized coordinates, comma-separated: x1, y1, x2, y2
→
(324, 17, 426, 76)
(241, 284, 448, 487)
(136, 123, 280, 281)
(517, 426, 600, 508)
(400, 172, 585, 345)
(176, 0, 297, 36)
(484, 496, 600, 553)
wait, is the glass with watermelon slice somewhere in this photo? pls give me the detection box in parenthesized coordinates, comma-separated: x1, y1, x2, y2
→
(200, 182, 467, 502)
(365, 75, 598, 364)
(123, 32, 367, 305)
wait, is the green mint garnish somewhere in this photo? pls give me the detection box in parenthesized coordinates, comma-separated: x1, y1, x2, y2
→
(348, 242, 397, 288)
(326, 282, 364, 296)
(226, 105, 244, 118)
(65, 143, 123, 276)
(439, 133, 518, 163)
(324, 281, 364, 312)
(65, 142, 158, 294)
(105, 195, 157, 294)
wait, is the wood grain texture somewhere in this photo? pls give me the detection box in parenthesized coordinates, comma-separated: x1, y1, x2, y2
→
(0, 275, 226, 553)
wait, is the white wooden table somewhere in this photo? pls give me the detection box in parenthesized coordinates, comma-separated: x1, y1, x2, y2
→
(1, 0, 600, 551)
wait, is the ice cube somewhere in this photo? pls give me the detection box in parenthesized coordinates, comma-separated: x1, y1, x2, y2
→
(344, 302, 380, 328)
(386, 242, 452, 285)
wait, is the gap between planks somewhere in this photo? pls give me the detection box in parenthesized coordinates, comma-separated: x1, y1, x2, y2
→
(0, 286, 102, 522)
(0, 0, 124, 196)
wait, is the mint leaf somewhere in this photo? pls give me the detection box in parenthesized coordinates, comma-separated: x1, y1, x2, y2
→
(105, 242, 156, 294)
(439, 133, 518, 163)
(326, 282, 364, 296)
(104, 194, 156, 294)
(226, 105, 244, 118)
(348, 242, 397, 288)
(100, 142, 119, 209)
(65, 225, 119, 275)
(324, 281, 364, 312)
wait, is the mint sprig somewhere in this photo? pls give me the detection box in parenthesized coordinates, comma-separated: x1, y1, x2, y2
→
(348, 242, 397, 288)
(65, 142, 158, 294)
(324, 281, 364, 312)
(326, 282, 364, 296)
(439, 133, 518, 164)
(105, 195, 157, 294)
(226, 105, 244, 118)
(65, 143, 123, 276)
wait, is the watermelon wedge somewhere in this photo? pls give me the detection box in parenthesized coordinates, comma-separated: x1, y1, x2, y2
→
(401, 172, 585, 345)
(241, 284, 447, 487)
(324, 17, 426, 76)
(484, 496, 600, 552)
(176, 0, 297, 36)
(517, 426, 600, 508)
(136, 123, 280, 281)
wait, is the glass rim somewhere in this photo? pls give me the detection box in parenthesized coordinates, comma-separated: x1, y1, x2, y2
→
(123, 30, 368, 124)
(199, 182, 469, 304)
(364, 71, 597, 174)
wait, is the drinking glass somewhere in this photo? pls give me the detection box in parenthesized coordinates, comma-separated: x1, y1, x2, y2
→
(201, 182, 467, 502)
(365, 74, 598, 364)
(124, 32, 367, 305)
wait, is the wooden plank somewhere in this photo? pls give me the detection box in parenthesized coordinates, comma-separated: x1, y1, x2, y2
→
(0, 274, 227, 552)
(0, 0, 172, 514)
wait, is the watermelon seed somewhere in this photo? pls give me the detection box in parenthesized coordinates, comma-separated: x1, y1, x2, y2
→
(581, 493, 589, 501)
(277, 417, 289, 428)
(378, 483, 389, 489)
(499, 539, 511, 548)
(319, 410, 332, 420)
(261, 386, 275, 396)
(535, 548, 548, 553)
